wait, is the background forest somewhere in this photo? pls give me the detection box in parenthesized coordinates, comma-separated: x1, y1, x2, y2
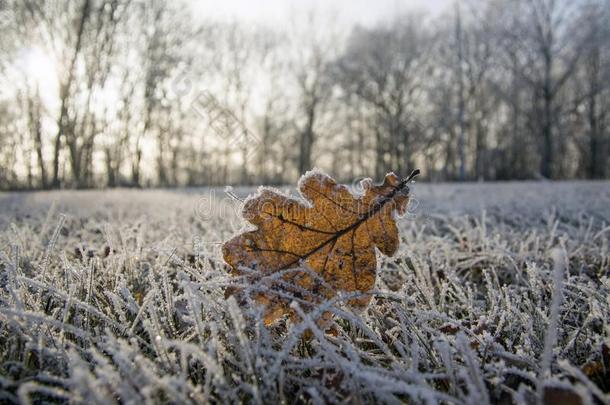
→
(0, 0, 609, 189)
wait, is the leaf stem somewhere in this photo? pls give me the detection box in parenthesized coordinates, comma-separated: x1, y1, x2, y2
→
(403, 169, 421, 185)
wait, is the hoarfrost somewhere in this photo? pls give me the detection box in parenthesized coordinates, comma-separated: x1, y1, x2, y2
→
(0, 182, 608, 403)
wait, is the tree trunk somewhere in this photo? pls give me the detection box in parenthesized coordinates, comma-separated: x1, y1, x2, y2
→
(587, 43, 601, 179)
(298, 105, 315, 175)
(28, 88, 47, 188)
(455, 2, 466, 181)
(51, 0, 91, 188)
(374, 127, 385, 180)
(540, 85, 553, 179)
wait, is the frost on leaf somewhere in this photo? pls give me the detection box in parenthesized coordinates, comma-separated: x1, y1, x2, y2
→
(222, 169, 419, 325)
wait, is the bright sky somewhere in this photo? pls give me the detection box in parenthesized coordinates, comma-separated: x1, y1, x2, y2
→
(190, 0, 451, 28)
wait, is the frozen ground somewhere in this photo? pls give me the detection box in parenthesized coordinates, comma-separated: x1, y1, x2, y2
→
(0, 181, 609, 403)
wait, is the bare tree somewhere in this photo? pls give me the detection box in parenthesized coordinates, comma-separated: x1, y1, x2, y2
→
(290, 13, 334, 176)
(578, 0, 610, 178)
(493, 0, 586, 178)
(336, 15, 430, 178)
(25, 84, 47, 188)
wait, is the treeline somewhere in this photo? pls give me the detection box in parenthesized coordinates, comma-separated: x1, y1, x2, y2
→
(0, 0, 608, 189)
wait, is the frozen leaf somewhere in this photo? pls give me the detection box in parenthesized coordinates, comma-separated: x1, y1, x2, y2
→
(543, 386, 583, 405)
(222, 169, 419, 325)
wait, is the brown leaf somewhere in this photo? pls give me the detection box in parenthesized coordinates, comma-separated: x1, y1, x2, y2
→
(439, 323, 460, 334)
(222, 169, 418, 325)
(582, 343, 610, 392)
(543, 387, 583, 405)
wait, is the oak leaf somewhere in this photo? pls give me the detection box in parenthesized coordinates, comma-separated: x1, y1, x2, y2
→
(222, 169, 419, 325)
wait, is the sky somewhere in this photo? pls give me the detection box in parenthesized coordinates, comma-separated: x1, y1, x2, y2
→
(190, 0, 452, 28)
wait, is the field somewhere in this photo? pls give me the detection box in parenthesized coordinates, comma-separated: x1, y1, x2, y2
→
(0, 181, 609, 404)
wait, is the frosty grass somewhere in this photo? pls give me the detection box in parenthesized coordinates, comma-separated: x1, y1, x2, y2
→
(0, 181, 609, 404)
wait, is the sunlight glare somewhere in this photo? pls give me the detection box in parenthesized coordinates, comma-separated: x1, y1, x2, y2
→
(19, 46, 59, 109)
